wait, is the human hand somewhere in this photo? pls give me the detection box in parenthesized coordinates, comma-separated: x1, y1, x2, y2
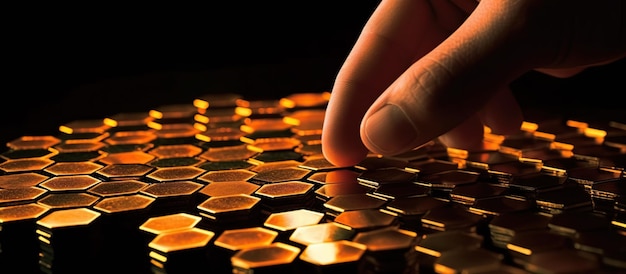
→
(322, 0, 626, 167)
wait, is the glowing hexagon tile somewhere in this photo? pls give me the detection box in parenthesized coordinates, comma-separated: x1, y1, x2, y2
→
(199, 144, 258, 162)
(36, 207, 101, 230)
(314, 183, 370, 202)
(93, 194, 155, 214)
(48, 150, 107, 163)
(299, 155, 340, 171)
(254, 181, 316, 213)
(294, 143, 323, 156)
(307, 169, 362, 185)
(250, 167, 311, 184)
(139, 213, 203, 236)
(148, 157, 205, 168)
(289, 222, 355, 246)
(0, 187, 48, 206)
(213, 226, 278, 252)
(53, 142, 106, 153)
(44, 161, 104, 176)
(421, 205, 484, 232)
(249, 160, 302, 173)
(289, 119, 324, 137)
(37, 193, 100, 209)
(254, 181, 314, 200)
(0, 203, 50, 224)
(146, 166, 206, 182)
(35, 208, 102, 270)
(0, 173, 49, 189)
(294, 134, 322, 146)
(416, 169, 481, 189)
(283, 106, 324, 125)
(149, 103, 198, 121)
(193, 108, 245, 124)
(299, 240, 366, 269)
(231, 242, 301, 272)
(194, 127, 246, 143)
(103, 111, 153, 128)
(240, 117, 293, 136)
(59, 119, 112, 134)
(333, 209, 398, 231)
(140, 180, 203, 199)
(148, 227, 215, 264)
(199, 181, 260, 197)
(279, 92, 330, 109)
(197, 194, 261, 221)
(355, 155, 409, 171)
(39, 175, 101, 192)
(244, 99, 284, 117)
(95, 164, 154, 180)
(323, 193, 388, 214)
(98, 151, 156, 165)
(104, 130, 157, 145)
(6, 135, 61, 150)
(414, 230, 484, 258)
(197, 160, 255, 172)
(87, 180, 148, 197)
(151, 123, 200, 140)
(248, 150, 304, 164)
(357, 167, 418, 188)
(0, 158, 55, 173)
(263, 208, 324, 232)
(246, 137, 302, 153)
(103, 141, 152, 155)
(203, 111, 242, 126)
(352, 226, 418, 253)
(148, 144, 203, 159)
(200, 120, 242, 130)
(404, 158, 460, 176)
(57, 132, 110, 144)
(194, 122, 244, 139)
(193, 93, 246, 110)
(1, 148, 57, 160)
(197, 169, 256, 183)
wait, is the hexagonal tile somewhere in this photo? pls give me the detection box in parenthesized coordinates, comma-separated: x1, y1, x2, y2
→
(40, 175, 101, 192)
(146, 166, 206, 182)
(0, 158, 55, 173)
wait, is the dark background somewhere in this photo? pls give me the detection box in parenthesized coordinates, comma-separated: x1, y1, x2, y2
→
(3, 2, 625, 149)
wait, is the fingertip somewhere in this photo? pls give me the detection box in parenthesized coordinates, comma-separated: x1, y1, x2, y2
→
(321, 90, 374, 167)
(321, 137, 369, 167)
(480, 88, 524, 135)
(361, 104, 422, 156)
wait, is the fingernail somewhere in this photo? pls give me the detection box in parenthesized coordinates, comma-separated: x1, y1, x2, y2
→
(363, 104, 417, 154)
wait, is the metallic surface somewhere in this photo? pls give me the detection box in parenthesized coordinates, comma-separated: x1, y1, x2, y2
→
(0, 92, 624, 274)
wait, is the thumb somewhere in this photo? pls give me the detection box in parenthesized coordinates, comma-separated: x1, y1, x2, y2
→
(360, 0, 534, 156)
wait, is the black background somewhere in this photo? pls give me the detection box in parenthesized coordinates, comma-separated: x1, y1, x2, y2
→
(3, 2, 625, 149)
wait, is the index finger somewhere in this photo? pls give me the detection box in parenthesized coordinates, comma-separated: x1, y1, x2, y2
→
(322, 0, 460, 167)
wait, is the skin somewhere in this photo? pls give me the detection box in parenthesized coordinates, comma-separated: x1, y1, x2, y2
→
(322, 0, 626, 167)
